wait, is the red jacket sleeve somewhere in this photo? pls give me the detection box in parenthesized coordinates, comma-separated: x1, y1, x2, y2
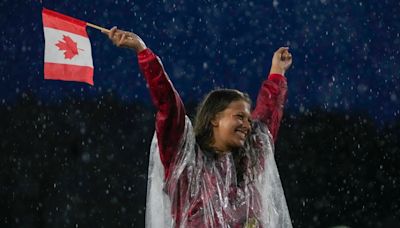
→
(251, 73, 287, 142)
(137, 49, 186, 179)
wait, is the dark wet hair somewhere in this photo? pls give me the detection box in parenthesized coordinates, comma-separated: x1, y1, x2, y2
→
(193, 89, 251, 152)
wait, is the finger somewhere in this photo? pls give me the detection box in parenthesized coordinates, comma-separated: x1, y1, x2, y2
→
(118, 33, 126, 46)
(274, 47, 289, 61)
(275, 47, 289, 55)
(283, 49, 293, 60)
(281, 52, 288, 61)
(109, 26, 117, 39)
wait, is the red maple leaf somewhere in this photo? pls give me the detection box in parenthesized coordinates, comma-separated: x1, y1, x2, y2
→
(55, 35, 79, 59)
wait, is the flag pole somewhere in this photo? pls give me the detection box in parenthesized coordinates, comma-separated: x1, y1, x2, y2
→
(87, 22, 109, 33)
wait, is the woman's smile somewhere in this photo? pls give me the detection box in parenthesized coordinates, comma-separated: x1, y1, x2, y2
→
(211, 100, 252, 153)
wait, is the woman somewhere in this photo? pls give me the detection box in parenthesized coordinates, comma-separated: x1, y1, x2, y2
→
(104, 26, 293, 227)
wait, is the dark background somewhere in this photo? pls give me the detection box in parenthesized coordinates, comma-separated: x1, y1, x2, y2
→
(1, 0, 399, 227)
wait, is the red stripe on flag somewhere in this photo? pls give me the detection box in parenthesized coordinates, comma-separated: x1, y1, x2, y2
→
(42, 8, 88, 37)
(44, 62, 94, 85)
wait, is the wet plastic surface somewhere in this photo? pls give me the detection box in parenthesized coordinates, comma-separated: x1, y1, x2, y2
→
(146, 116, 292, 227)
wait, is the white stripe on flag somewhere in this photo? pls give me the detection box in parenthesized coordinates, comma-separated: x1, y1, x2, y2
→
(44, 27, 93, 67)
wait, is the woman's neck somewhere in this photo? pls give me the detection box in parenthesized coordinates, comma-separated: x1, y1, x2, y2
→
(210, 143, 230, 155)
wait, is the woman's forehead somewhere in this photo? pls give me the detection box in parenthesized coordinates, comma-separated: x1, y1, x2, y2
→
(226, 100, 251, 112)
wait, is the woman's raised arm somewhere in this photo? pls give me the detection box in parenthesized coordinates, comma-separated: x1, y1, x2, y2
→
(104, 27, 186, 179)
(251, 47, 292, 142)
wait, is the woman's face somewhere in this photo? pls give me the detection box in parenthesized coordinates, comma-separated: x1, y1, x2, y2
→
(211, 100, 252, 153)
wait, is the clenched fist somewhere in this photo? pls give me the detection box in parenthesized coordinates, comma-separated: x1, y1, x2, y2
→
(269, 47, 292, 75)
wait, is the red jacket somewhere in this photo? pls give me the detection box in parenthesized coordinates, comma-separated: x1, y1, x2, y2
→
(138, 49, 288, 227)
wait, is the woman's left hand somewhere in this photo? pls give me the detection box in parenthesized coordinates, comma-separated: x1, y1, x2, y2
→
(269, 47, 292, 75)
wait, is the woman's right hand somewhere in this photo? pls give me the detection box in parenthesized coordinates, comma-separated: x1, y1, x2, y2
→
(102, 26, 147, 53)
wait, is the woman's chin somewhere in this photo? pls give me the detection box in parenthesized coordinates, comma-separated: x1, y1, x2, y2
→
(231, 140, 246, 150)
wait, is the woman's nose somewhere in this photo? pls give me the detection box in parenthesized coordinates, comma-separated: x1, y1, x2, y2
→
(242, 119, 251, 132)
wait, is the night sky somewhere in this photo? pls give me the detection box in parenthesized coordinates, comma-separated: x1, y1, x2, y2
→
(1, 0, 399, 125)
(1, 0, 400, 227)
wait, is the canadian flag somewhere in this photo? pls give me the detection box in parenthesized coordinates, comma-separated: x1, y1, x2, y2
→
(42, 8, 94, 85)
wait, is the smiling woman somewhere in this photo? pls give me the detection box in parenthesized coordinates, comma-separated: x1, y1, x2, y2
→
(198, 92, 252, 153)
(194, 89, 252, 154)
(104, 26, 293, 227)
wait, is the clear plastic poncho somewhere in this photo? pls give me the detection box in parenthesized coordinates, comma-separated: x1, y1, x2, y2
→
(146, 116, 292, 228)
